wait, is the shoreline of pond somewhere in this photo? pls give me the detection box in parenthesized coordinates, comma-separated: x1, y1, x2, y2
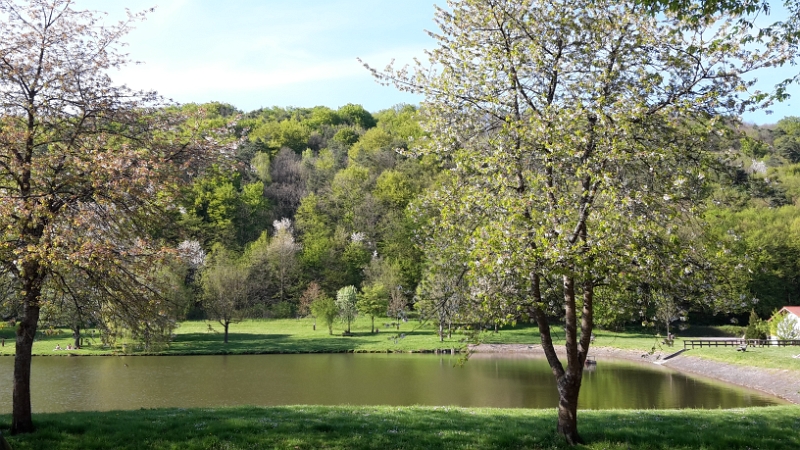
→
(470, 343, 800, 405)
(4, 338, 798, 405)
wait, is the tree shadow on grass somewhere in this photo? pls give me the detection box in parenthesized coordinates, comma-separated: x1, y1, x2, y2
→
(168, 333, 362, 354)
(2, 406, 798, 450)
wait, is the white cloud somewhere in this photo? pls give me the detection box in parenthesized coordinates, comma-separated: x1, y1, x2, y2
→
(113, 45, 423, 97)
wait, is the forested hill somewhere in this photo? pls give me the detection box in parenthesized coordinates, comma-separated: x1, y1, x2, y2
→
(171, 102, 435, 321)
(148, 102, 800, 327)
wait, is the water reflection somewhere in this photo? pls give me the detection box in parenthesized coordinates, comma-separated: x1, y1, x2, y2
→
(0, 353, 785, 413)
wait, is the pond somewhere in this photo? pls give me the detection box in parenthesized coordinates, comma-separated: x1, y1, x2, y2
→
(0, 353, 785, 413)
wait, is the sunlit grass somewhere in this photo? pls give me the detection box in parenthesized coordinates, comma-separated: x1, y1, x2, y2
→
(1, 319, 798, 372)
(1, 405, 798, 450)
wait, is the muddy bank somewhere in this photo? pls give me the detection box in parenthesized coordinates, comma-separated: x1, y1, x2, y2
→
(469, 344, 800, 404)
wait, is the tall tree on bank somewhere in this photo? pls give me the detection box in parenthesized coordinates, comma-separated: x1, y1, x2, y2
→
(368, 0, 794, 444)
(0, 0, 225, 434)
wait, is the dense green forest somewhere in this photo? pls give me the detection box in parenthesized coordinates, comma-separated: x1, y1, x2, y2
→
(18, 101, 796, 341)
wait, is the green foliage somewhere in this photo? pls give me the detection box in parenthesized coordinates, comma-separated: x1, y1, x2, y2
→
(338, 103, 377, 129)
(348, 127, 393, 167)
(774, 117, 800, 163)
(771, 311, 800, 340)
(374, 170, 415, 208)
(251, 152, 271, 183)
(374, 104, 425, 142)
(705, 206, 800, 316)
(180, 167, 270, 248)
(309, 296, 338, 335)
(332, 127, 361, 147)
(271, 119, 311, 153)
(307, 106, 342, 128)
(199, 245, 251, 342)
(335, 285, 358, 333)
(270, 301, 295, 319)
(744, 310, 768, 340)
(357, 283, 389, 333)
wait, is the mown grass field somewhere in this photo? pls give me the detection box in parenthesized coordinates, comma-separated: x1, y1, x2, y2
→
(1, 319, 799, 371)
(1, 320, 799, 449)
(1, 405, 798, 450)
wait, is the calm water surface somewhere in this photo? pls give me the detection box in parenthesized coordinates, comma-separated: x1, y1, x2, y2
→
(0, 353, 785, 413)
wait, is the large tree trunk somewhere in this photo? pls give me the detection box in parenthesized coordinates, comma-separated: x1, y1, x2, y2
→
(531, 273, 593, 446)
(556, 371, 583, 445)
(73, 323, 81, 349)
(12, 289, 42, 434)
(223, 322, 229, 344)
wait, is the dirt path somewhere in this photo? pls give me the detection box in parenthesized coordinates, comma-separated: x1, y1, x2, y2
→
(469, 344, 800, 404)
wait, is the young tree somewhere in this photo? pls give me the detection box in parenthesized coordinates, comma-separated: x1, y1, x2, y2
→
(310, 294, 338, 335)
(772, 311, 800, 340)
(357, 283, 389, 333)
(0, 1, 225, 433)
(199, 246, 250, 344)
(368, 0, 793, 443)
(298, 281, 323, 321)
(335, 285, 358, 334)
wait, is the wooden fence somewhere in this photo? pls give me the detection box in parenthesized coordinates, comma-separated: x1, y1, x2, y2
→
(683, 339, 800, 349)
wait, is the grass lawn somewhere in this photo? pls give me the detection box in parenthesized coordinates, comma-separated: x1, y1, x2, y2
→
(1, 405, 798, 450)
(1, 319, 798, 372)
(686, 346, 800, 371)
(1, 321, 798, 449)
(0, 318, 476, 357)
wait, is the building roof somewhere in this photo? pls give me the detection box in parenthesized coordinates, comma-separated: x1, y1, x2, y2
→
(779, 306, 800, 317)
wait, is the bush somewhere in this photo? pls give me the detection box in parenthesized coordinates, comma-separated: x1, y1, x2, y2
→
(270, 301, 295, 319)
(744, 310, 768, 340)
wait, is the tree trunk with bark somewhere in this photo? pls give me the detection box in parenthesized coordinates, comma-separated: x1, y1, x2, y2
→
(12, 283, 43, 434)
(531, 273, 594, 446)
(73, 324, 81, 349)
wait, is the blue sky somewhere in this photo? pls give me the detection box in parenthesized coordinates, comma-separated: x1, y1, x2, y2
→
(83, 0, 796, 124)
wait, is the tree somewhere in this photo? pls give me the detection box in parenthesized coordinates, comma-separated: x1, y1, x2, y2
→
(310, 294, 338, 335)
(199, 246, 250, 344)
(357, 283, 389, 333)
(745, 310, 768, 339)
(771, 310, 800, 339)
(369, 0, 792, 443)
(335, 285, 358, 334)
(650, 291, 686, 338)
(298, 281, 322, 320)
(774, 117, 800, 163)
(266, 219, 301, 304)
(338, 103, 377, 129)
(0, 0, 225, 434)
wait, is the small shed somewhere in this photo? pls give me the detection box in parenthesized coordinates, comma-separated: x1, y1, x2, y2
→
(771, 306, 800, 339)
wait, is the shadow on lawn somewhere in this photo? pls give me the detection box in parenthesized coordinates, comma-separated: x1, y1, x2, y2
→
(167, 332, 405, 354)
(2, 406, 798, 450)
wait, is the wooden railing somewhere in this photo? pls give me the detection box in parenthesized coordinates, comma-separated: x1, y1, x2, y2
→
(683, 339, 800, 349)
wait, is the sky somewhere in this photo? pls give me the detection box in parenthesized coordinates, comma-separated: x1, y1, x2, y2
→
(80, 0, 797, 125)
